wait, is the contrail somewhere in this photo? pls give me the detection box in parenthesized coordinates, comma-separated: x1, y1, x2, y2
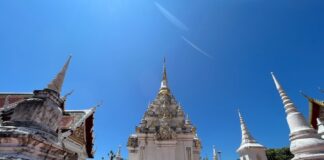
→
(154, 2, 189, 32)
(182, 36, 213, 59)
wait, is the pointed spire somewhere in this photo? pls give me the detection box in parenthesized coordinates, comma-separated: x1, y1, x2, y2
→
(185, 114, 191, 124)
(163, 57, 167, 82)
(213, 145, 218, 160)
(158, 57, 171, 96)
(116, 145, 122, 158)
(238, 110, 257, 145)
(160, 57, 169, 90)
(271, 72, 312, 132)
(47, 56, 72, 93)
(271, 72, 299, 114)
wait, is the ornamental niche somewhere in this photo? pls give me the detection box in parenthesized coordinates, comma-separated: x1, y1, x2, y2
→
(155, 115, 176, 141)
(127, 136, 139, 148)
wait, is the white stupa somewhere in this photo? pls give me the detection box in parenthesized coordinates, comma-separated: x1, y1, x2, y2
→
(213, 145, 219, 160)
(237, 111, 267, 160)
(271, 72, 324, 160)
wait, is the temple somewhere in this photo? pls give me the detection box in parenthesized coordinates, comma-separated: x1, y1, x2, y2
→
(127, 59, 202, 160)
(0, 56, 95, 160)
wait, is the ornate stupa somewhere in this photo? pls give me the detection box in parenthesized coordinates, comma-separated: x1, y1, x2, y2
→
(127, 59, 201, 160)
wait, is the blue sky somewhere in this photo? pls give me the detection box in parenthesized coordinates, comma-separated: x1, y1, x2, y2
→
(1, 0, 324, 159)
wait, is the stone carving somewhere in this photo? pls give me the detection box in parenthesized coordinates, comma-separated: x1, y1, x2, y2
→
(71, 125, 85, 144)
(177, 106, 184, 117)
(127, 136, 139, 148)
(193, 139, 201, 149)
(155, 125, 175, 141)
(136, 91, 194, 135)
(155, 115, 176, 140)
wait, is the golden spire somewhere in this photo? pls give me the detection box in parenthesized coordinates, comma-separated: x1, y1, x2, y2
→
(47, 55, 72, 93)
(159, 57, 170, 95)
(163, 57, 167, 83)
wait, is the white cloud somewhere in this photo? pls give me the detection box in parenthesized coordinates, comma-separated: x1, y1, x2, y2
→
(182, 36, 213, 59)
(154, 2, 189, 32)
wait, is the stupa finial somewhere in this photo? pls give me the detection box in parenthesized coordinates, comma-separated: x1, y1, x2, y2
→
(160, 57, 168, 89)
(271, 72, 299, 114)
(116, 145, 122, 158)
(47, 55, 72, 93)
(238, 110, 256, 145)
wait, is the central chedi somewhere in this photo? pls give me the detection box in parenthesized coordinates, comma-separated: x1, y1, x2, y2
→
(127, 59, 202, 160)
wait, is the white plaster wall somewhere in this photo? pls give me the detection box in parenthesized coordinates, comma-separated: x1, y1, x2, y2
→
(128, 134, 200, 160)
(239, 148, 267, 160)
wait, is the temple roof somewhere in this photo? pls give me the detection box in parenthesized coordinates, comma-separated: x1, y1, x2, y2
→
(0, 93, 33, 120)
(301, 92, 324, 129)
(135, 59, 197, 137)
(0, 93, 32, 109)
(61, 107, 96, 158)
(61, 107, 96, 130)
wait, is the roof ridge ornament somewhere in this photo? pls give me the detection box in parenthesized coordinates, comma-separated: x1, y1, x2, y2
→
(300, 90, 311, 100)
(47, 55, 72, 93)
(300, 90, 324, 105)
(62, 89, 74, 101)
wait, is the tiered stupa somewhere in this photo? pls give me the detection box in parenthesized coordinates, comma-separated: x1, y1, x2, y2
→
(127, 59, 201, 160)
(271, 72, 324, 160)
(237, 111, 267, 160)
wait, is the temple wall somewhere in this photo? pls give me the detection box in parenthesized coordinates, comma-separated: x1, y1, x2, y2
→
(128, 134, 200, 160)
